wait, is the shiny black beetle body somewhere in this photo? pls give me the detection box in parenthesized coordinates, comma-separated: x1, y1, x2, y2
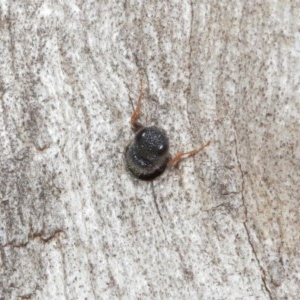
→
(125, 126, 170, 180)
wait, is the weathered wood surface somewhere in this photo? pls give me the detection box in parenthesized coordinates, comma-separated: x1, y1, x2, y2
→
(1, 1, 300, 299)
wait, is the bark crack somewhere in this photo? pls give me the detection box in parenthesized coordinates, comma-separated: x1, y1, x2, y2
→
(0, 229, 64, 249)
(244, 224, 273, 299)
(151, 183, 164, 224)
(151, 182, 166, 239)
(19, 294, 33, 299)
(233, 129, 272, 300)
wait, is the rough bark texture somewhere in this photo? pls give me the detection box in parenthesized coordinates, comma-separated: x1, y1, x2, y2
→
(1, 1, 300, 299)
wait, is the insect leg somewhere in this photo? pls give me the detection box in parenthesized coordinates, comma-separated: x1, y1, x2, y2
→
(131, 79, 143, 131)
(169, 141, 211, 167)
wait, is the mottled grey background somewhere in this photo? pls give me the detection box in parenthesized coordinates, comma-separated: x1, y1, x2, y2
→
(1, 1, 300, 299)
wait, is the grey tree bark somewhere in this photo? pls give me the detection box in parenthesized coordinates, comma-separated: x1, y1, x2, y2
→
(1, 1, 300, 299)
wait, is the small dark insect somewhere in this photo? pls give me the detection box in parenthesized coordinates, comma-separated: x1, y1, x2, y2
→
(125, 80, 210, 180)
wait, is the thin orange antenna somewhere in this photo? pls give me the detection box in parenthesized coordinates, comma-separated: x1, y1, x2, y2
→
(131, 79, 143, 131)
(169, 141, 211, 167)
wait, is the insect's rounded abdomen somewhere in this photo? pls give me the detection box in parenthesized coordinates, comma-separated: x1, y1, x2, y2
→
(125, 126, 170, 180)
